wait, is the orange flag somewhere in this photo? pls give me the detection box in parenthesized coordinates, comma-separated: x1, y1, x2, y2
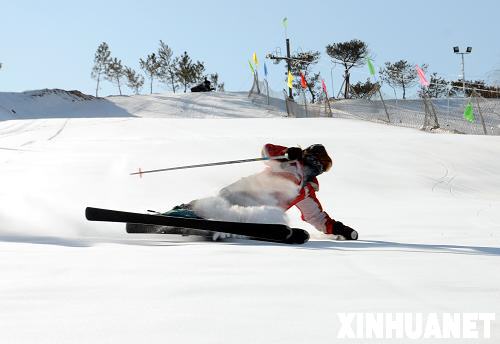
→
(300, 72, 307, 89)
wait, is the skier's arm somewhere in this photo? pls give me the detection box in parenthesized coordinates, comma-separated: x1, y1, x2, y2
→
(294, 187, 358, 239)
(293, 184, 335, 234)
(262, 143, 302, 161)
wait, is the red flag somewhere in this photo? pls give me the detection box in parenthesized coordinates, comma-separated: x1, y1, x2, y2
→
(416, 65, 429, 87)
(321, 79, 328, 94)
(300, 72, 307, 89)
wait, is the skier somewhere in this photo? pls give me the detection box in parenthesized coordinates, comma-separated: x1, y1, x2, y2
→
(165, 143, 358, 240)
(203, 77, 212, 91)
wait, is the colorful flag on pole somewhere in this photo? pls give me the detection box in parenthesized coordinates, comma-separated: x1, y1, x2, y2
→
(464, 101, 475, 122)
(252, 52, 258, 66)
(287, 71, 293, 89)
(264, 62, 268, 78)
(282, 17, 288, 28)
(366, 57, 376, 77)
(248, 60, 255, 74)
(416, 65, 429, 87)
(321, 79, 328, 94)
(300, 72, 307, 89)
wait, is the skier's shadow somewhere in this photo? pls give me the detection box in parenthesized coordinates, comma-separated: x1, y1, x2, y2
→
(2, 235, 498, 256)
(298, 240, 500, 257)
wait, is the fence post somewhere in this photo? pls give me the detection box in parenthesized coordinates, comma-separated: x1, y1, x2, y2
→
(283, 89, 291, 117)
(302, 89, 308, 117)
(377, 85, 390, 122)
(473, 90, 488, 135)
(265, 79, 270, 105)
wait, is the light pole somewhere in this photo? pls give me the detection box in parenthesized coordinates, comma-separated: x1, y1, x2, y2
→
(453, 46, 472, 97)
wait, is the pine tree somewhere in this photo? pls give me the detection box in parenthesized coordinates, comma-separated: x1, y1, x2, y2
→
(157, 40, 178, 93)
(209, 73, 219, 90)
(139, 53, 162, 94)
(125, 67, 145, 95)
(326, 39, 368, 98)
(419, 73, 455, 98)
(105, 57, 125, 95)
(450, 79, 500, 98)
(91, 42, 111, 97)
(289, 51, 321, 103)
(350, 78, 380, 99)
(379, 60, 427, 99)
(175, 51, 205, 92)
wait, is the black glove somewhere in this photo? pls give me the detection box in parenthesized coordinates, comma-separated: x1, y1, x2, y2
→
(332, 221, 358, 240)
(286, 147, 303, 160)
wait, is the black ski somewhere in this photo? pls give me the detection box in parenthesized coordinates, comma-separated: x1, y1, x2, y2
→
(85, 207, 309, 245)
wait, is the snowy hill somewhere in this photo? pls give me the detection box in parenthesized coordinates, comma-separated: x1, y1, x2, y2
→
(0, 90, 499, 343)
(0, 89, 285, 120)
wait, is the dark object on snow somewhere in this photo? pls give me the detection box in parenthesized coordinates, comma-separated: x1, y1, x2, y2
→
(333, 221, 358, 240)
(191, 77, 215, 92)
(85, 206, 309, 244)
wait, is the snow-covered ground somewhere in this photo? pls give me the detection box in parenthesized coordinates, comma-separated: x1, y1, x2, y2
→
(0, 91, 499, 343)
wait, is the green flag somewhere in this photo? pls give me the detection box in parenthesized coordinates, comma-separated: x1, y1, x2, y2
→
(366, 57, 376, 77)
(248, 60, 255, 74)
(464, 102, 475, 123)
(282, 17, 288, 28)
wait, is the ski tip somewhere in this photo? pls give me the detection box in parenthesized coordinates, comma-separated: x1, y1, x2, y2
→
(85, 207, 107, 221)
(84, 207, 93, 220)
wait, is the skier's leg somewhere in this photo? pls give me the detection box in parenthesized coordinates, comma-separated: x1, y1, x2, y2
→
(126, 202, 205, 235)
(162, 203, 231, 241)
(162, 202, 204, 219)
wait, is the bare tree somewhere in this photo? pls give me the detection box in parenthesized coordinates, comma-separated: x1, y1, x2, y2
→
(157, 40, 178, 93)
(326, 39, 368, 98)
(125, 67, 144, 95)
(91, 42, 111, 97)
(379, 60, 427, 99)
(139, 53, 162, 94)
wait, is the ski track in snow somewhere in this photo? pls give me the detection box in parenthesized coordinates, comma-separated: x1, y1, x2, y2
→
(47, 118, 69, 141)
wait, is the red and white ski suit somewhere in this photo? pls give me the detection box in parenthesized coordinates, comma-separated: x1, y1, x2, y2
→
(261, 143, 335, 234)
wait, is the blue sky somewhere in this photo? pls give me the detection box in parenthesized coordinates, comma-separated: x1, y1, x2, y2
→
(1, 0, 499, 98)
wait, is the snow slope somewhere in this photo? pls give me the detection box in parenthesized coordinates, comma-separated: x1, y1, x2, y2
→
(0, 89, 284, 120)
(0, 91, 499, 343)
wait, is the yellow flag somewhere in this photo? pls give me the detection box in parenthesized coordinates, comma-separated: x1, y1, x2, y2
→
(287, 71, 293, 89)
(252, 52, 258, 66)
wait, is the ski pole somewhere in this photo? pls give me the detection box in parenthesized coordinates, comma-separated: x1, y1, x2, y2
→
(130, 155, 287, 177)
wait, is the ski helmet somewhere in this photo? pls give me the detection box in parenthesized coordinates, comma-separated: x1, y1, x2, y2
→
(303, 144, 332, 172)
